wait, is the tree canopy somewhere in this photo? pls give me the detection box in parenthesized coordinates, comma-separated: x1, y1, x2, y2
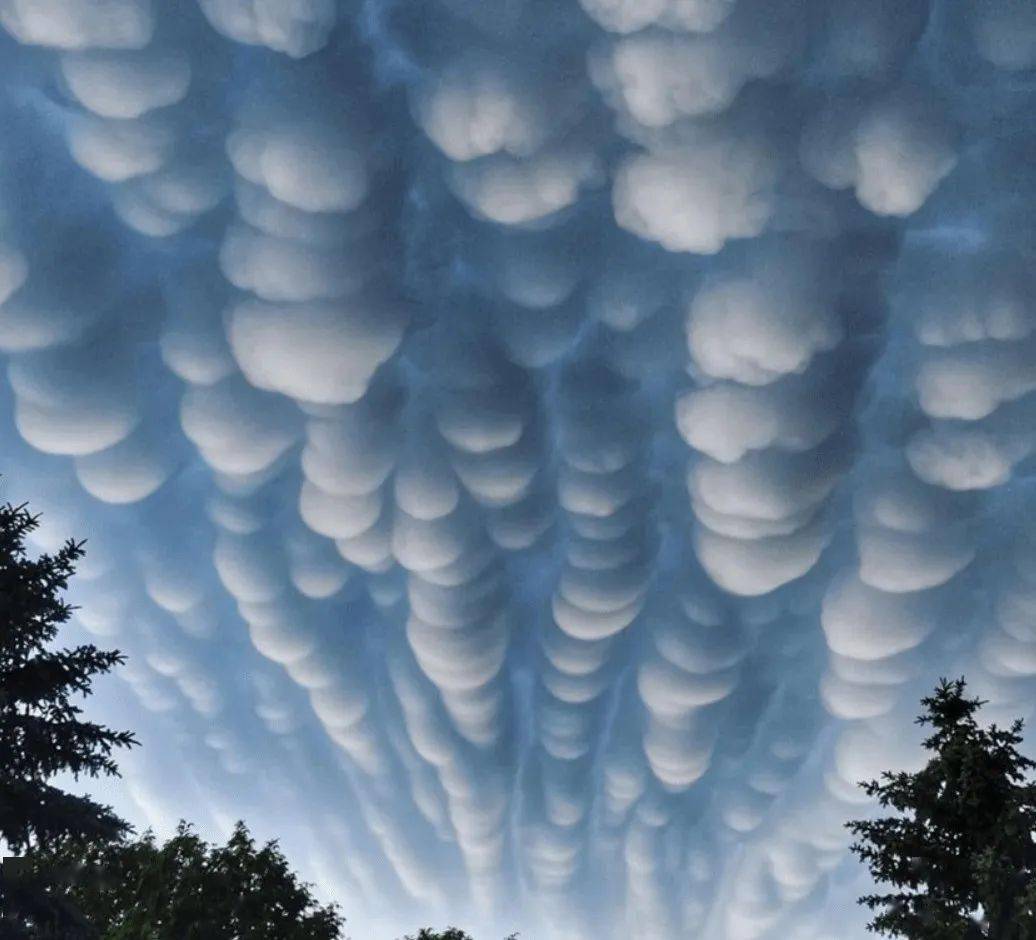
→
(25, 821, 345, 940)
(847, 678, 1036, 939)
(400, 930, 517, 939)
(0, 498, 137, 938)
(403, 931, 476, 940)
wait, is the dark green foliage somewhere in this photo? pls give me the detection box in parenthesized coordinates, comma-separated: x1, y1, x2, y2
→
(25, 821, 345, 940)
(400, 931, 517, 940)
(1, 499, 137, 938)
(847, 678, 1036, 939)
(404, 931, 476, 940)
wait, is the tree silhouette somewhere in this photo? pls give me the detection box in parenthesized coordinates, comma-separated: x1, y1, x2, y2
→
(847, 678, 1036, 939)
(404, 931, 476, 940)
(26, 820, 345, 939)
(400, 930, 518, 940)
(0, 498, 137, 938)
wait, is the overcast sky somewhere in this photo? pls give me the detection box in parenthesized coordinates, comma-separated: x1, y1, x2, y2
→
(1, 1, 1035, 938)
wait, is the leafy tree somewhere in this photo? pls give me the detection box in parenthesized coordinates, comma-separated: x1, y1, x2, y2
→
(403, 931, 476, 940)
(1, 499, 137, 938)
(847, 678, 1036, 939)
(400, 930, 517, 940)
(25, 821, 345, 939)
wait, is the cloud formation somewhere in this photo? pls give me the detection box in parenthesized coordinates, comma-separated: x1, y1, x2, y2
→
(1, 1, 1035, 938)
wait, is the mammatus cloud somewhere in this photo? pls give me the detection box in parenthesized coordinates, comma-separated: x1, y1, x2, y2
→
(1, 1, 1035, 938)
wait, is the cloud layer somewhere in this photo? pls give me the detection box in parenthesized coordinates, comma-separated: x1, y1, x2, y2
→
(1, 1, 1035, 937)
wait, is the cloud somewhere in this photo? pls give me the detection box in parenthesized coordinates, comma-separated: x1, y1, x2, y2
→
(59, 47, 190, 119)
(197, 0, 337, 59)
(0, 242, 27, 306)
(450, 145, 603, 227)
(227, 296, 407, 404)
(2, 1, 1035, 937)
(0, 0, 154, 50)
(411, 52, 556, 163)
(812, 0, 930, 81)
(676, 374, 843, 464)
(227, 111, 369, 215)
(800, 86, 958, 217)
(74, 422, 179, 503)
(180, 375, 300, 476)
(589, 0, 801, 128)
(612, 117, 780, 254)
(969, 0, 1036, 71)
(9, 339, 141, 455)
(686, 241, 841, 386)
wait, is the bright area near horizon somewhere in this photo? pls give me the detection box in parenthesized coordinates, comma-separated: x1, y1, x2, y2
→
(1, 0, 1035, 937)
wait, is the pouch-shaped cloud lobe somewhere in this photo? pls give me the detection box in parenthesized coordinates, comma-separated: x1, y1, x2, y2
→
(0, 2, 1034, 939)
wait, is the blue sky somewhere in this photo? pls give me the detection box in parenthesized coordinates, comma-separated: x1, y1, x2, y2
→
(1, 1, 1035, 937)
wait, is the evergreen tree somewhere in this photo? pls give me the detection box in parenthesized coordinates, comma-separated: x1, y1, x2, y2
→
(27, 821, 345, 939)
(0, 499, 137, 938)
(847, 678, 1036, 939)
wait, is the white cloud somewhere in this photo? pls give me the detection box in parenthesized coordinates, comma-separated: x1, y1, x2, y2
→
(450, 146, 603, 226)
(67, 113, 175, 182)
(0, 0, 154, 50)
(821, 572, 937, 660)
(801, 88, 958, 218)
(578, 0, 734, 34)
(180, 375, 300, 475)
(227, 115, 369, 214)
(614, 120, 780, 254)
(227, 296, 407, 405)
(197, 0, 337, 59)
(60, 48, 190, 119)
(686, 245, 842, 386)
(412, 53, 553, 162)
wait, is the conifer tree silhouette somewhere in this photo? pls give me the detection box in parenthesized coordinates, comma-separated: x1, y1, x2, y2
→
(0, 498, 136, 938)
(848, 678, 1036, 939)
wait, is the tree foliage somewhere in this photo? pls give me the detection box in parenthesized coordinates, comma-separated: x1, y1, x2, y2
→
(400, 930, 517, 940)
(403, 931, 476, 940)
(847, 678, 1036, 939)
(25, 821, 345, 940)
(0, 499, 137, 938)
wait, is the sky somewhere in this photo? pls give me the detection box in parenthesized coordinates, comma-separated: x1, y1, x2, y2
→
(0, 1, 1035, 938)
